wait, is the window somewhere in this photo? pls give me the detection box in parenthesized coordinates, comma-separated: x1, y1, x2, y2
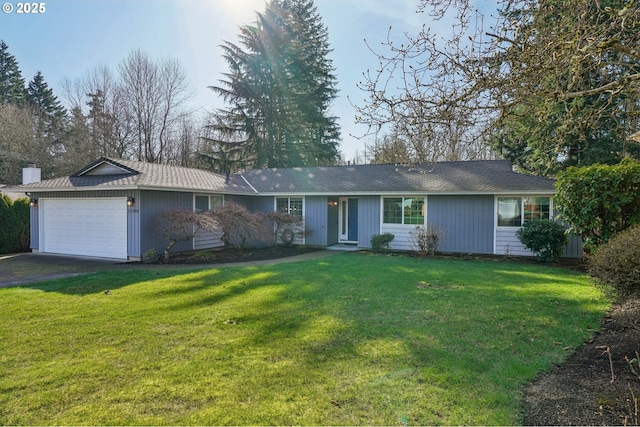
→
(383, 197, 425, 225)
(524, 197, 550, 221)
(497, 196, 551, 226)
(383, 198, 402, 224)
(498, 197, 522, 226)
(276, 197, 303, 219)
(195, 195, 223, 212)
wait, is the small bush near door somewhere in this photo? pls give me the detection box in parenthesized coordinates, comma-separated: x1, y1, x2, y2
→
(371, 233, 394, 253)
(0, 195, 30, 254)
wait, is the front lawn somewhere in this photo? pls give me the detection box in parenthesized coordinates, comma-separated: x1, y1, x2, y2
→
(0, 253, 608, 425)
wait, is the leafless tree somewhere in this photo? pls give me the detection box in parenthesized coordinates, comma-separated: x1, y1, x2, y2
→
(118, 50, 193, 164)
(153, 209, 218, 259)
(356, 0, 640, 173)
(0, 104, 57, 183)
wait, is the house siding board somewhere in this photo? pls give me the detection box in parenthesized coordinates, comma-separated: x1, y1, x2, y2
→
(140, 190, 193, 255)
(357, 196, 380, 249)
(496, 228, 534, 257)
(127, 192, 141, 258)
(428, 195, 494, 254)
(30, 205, 38, 250)
(304, 196, 327, 246)
(564, 234, 583, 259)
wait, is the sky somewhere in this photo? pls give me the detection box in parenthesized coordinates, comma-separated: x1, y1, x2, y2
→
(1, 0, 456, 161)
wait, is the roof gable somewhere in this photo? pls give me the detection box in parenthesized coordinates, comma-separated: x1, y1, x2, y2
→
(73, 158, 139, 177)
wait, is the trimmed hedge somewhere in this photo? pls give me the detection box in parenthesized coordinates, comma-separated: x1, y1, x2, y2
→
(0, 194, 30, 254)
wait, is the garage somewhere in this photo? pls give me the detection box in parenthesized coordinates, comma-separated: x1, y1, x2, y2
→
(40, 198, 128, 259)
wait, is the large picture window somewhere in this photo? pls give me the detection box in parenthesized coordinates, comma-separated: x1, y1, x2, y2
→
(497, 196, 551, 227)
(383, 197, 425, 225)
(276, 197, 303, 219)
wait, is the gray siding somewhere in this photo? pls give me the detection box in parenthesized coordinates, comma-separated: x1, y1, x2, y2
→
(30, 205, 38, 250)
(428, 195, 494, 254)
(357, 196, 381, 249)
(327, 197, 339, 246)
(140, 190, 193, 256)
(305, 196, 328, 246)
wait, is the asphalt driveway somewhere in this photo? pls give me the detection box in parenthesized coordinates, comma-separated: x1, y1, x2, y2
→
(0, 250, 337, 288)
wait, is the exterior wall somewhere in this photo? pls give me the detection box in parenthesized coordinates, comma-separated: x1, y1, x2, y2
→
(305, 196, 328, 246)
(494, 196, 583, 259)
(139, 190, 193, 256)
(327, 197, 339, 246)
(30, 204, 38, 250)
(357, 196, 381, 249)
(428, 195, 495, 254)
(381, 196, 425, 251)
(495, 228, 533, 257)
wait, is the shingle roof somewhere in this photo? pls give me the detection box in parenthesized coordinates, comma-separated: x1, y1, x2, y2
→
(19, 158, 556, 195)
(21, 157, 257, 194)
(241, 160, 556, 194)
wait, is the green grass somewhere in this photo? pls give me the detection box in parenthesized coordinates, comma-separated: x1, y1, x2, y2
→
(0, 253, 608, 425)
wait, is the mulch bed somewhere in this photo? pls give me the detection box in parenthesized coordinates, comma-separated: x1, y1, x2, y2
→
(523, 299, 640, 426)
(161, 245, 323, 264)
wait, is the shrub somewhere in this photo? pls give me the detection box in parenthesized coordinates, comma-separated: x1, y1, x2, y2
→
(370, 233, 394, 253)
(516, 219, 568, 262)
(0, 195, 30, 254)
(409, 224, 445, 256)
(588, 225, 640, 301)
(555, 159, 640, 250)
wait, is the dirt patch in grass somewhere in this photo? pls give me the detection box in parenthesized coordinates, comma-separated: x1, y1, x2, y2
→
(523, 299, 640, 426)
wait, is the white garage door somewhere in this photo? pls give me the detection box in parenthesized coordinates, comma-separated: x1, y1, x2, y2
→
(40, 198, 128, 259)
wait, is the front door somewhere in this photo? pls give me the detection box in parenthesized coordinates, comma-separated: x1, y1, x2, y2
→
(339, 197, 358, 242)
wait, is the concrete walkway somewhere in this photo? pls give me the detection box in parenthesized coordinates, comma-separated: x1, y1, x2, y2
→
(0, 250, 342, 288)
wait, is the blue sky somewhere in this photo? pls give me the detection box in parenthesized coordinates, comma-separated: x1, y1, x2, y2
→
(1, 0, 452, 161)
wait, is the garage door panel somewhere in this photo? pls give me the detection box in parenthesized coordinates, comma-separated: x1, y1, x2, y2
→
(41, 198, 128, 259)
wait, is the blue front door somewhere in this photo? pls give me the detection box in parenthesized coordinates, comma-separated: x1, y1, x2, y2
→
(347, 198, 358, 242)
(339, 197, 358, 242)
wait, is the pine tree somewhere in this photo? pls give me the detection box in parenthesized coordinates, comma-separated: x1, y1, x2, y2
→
(26, 71, 68, 177)
(26, 71, 67, 144)
(0, 41, 27, 106)
(208, 0, 340, 170)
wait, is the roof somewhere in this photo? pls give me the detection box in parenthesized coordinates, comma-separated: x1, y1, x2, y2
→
(241, 160, 556, 195)
(18, 158, 556, 195)
(20, 157, 257, 194)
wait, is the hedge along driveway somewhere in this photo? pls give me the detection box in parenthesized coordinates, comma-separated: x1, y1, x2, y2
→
(0, 253, 608, 425)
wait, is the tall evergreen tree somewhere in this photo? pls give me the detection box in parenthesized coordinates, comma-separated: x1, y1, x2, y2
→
(26, 71, 68, 176)
(0, 41, 27, 106)
(207, 0, 340, 170)
(27, 71, 67, 143)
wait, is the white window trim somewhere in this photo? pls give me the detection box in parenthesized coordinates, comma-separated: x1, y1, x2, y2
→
(495, 195, 554, 229)
(273, 196, 305, 245)
(380, 196, 427, 226)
